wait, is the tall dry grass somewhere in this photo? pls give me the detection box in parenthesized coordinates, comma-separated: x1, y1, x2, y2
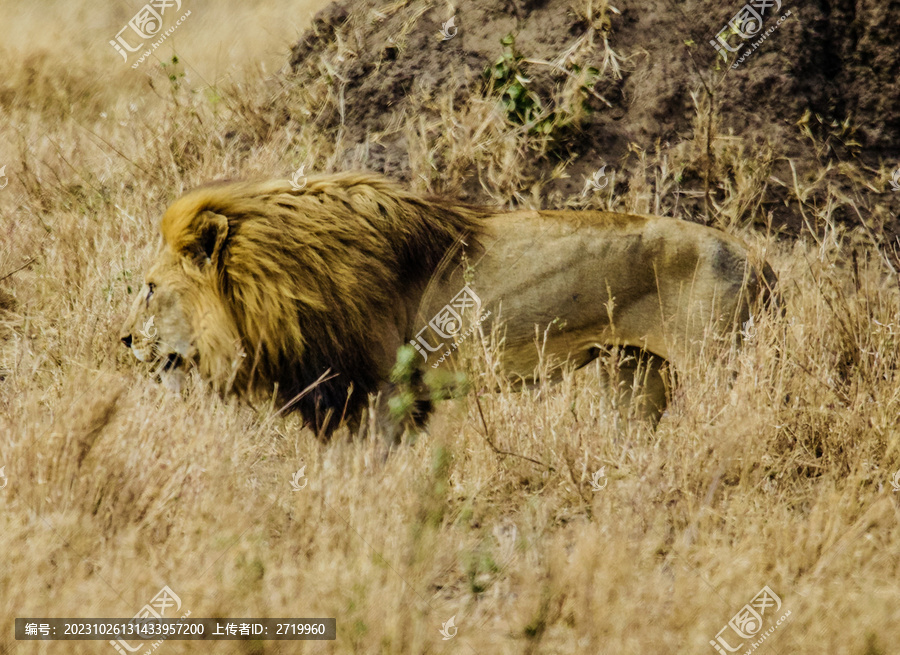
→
(1, 1, 900, 654)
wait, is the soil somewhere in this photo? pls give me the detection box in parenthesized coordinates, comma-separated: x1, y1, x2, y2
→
(286, 0, 900, 235)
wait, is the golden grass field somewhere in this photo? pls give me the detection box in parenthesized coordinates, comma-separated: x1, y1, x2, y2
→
(2, 1, 900, 653)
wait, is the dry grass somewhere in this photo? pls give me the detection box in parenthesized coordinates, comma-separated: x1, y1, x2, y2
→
(2, 2, 900, 654)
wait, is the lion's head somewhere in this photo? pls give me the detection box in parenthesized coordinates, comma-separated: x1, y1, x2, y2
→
(119, 240, 238, 394)
(120, 174, 481, 435)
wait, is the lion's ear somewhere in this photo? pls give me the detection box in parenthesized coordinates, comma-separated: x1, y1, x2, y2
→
(181, 211, 229, 267)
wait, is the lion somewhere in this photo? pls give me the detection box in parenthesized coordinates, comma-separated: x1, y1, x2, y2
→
(120, 172, 776, 438)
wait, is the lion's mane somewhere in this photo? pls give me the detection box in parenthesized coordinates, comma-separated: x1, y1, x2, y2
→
(160, 173, 484, 434)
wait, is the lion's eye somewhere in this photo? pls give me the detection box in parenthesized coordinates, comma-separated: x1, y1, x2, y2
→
(146, 283, 155, 305)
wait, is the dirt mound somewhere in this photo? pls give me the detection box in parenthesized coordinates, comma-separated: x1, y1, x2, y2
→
(287, 0, 900, 234)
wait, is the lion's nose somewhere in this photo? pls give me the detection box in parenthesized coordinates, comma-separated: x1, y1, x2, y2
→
(121, 334, 133, 348)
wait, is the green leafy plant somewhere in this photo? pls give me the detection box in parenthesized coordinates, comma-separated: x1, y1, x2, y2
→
(483, 34, 601, 139)
(160, 55, 185, 95)
(484, 35, 544, 126)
